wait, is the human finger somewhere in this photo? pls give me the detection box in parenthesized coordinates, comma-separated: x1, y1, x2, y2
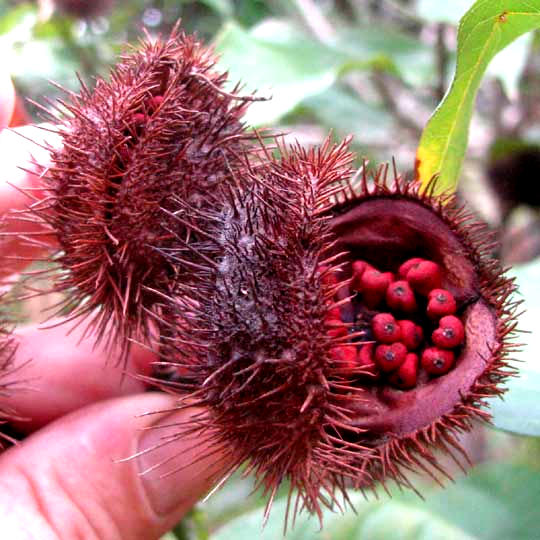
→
(0, 124, 61, 278)
(0, 393, 226, 540)
(0, 318, 156, 432)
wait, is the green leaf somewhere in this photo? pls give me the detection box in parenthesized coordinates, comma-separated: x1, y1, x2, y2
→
(211, 464, 540, 540)
(491, 371, 540, 436)
(336, 25, 435, 86)
(200, 0, 233, 18)
(300, 87, 392, 144)
(490, 260, 540, 436)
(214, 19, 427, 127)
(169, 508, 210, 540)
(214, 21, 348, 126)
(422, 464, 540, 539)
(416, 0, 540, 192)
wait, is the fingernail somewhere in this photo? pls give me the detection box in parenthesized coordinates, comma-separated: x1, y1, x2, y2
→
(137, 406, 226, 516)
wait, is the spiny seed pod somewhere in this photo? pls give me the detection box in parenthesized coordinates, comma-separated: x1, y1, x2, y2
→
(160, 150, 518, 525)
(163, 137, 359, 523)
(23, 25, 258, 355)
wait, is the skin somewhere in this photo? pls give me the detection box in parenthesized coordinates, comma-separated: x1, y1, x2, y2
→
(0, 81, 227, 539)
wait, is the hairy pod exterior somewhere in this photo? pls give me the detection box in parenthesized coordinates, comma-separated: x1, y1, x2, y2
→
(23, 25, 258, 356)
(160, 150, 518, 526)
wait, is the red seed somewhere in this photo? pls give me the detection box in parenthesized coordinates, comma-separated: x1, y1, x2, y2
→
(398, 257, 424, 279)
(132, 112, 147, 125)
(397, 319, 423, 350)
(374, 342, 407, 372)
(421, 347, 455, 375)
(351, 260, 370, 291)
(149, 95, 164, 110)
(432, 315, 464, 348)
(389, 352, 418, 389)
(407, 260, 442, 295)
(427, 288, 457, 319)
(327, 322, 348, 339)
(357, 343, 378, 376)
(331, 345, 357, 371)
(372, 313, 401, 344)
(360, 270, 393, 308)
(386, 280, 418, 313)
(325, 306, 342, 322)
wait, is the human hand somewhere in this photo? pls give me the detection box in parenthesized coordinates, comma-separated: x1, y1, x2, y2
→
(0, 78, 225, 540)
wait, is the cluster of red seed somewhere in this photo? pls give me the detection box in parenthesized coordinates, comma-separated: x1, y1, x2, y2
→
(325, 257, 465, 390)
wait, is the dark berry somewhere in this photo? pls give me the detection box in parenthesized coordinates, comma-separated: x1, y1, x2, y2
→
(427, 288, 457, 319)
(331, 345, 357, 371)
(54, 0, 113, 18)
(398, 257, 424, 279)
(327, 321, 348, 339)
(149, 95, 165, 111)
(375, 342, 407, 372)
(397, 319, 423, 350)
(325, 305, 342, 322)
(407, 260, 442, 295)
(386, 280, 418, 313)
(319, 265, 338, 288)
(357, 343, 378, 376)
(432, 315, 464, 348)
(132, 112, 147, 126)
(360, 270, 393, 308)
(372, 313, 402, 344)
(351, 260, 370, 291)
(421, 347, 455, 375)
(389, 352, 418, 389)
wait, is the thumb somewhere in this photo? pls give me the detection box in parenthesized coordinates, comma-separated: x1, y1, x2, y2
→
(0, 393, 227, 540)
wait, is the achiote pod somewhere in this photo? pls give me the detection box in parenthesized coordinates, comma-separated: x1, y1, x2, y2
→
(21, 24, 260, 356)
(158, 138, 518, 526)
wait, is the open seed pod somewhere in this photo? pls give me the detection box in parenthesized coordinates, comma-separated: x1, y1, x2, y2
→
(22, 24, 258, 355)
(160, 141, 518, 525)
(327, 167, 518, 490)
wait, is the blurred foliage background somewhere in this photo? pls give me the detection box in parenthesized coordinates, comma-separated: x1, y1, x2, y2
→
(3, 1, 540, 538)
